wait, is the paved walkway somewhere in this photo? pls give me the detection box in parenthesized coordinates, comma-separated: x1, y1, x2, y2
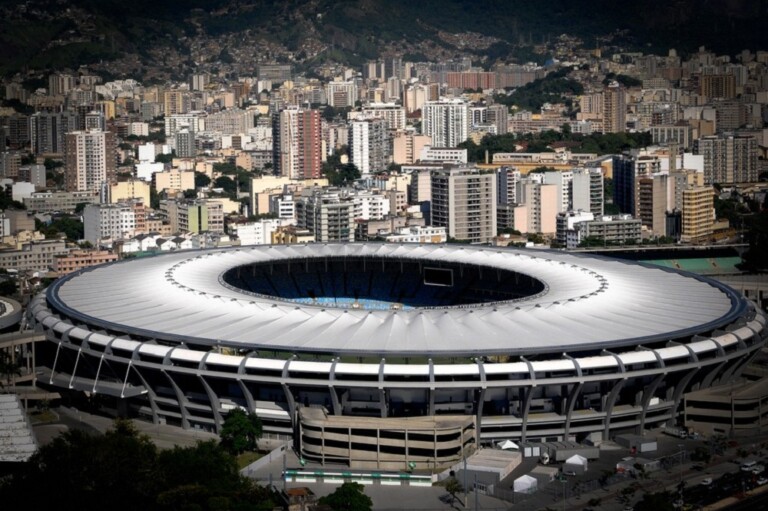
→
(32, 406, 218, 450)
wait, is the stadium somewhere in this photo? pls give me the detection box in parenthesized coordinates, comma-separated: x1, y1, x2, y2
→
(29, 243, 768, 469)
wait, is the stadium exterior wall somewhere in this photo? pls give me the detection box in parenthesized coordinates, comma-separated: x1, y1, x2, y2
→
(27, 244, 768, 468)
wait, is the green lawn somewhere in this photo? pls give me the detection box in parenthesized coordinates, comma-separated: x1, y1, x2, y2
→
(236, 451, 263, 469)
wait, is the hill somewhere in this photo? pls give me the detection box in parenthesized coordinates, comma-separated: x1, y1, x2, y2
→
(0, 0, 765, 78)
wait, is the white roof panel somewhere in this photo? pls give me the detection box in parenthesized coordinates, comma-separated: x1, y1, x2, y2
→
(48, 243, 745, 357)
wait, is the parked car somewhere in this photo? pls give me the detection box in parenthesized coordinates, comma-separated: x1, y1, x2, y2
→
(700, 477, 713, 486)
(741, 460, 758, 472)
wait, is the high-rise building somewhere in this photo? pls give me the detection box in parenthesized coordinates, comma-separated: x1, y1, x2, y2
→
(296, 191, 356, 242)
(48, 73, 76, 96)
(487, 104, 509, 135)
(699, 74, 736, 100)
(681, 186, 715, 243)
(325, 81, 358, 108)
(64, 130, 116, 193)
(496, 166, 520, 205)
(0, 151, 22, 179)
(403, 83, 438, 114)
(349, 118, 389, 176)
(518, 179, 558, 235)
(713, 100, 748, 132)
(540, 169, 573, 213)
(694, 134, 758, 184)
(385, 76, 402, 102)
(359, 103, 406, 131)
(602, 82, 626, 133)
(29, 112, 79, 155)
(164, 113, 205, 139)
(430, 166, 497, 243)
(189, 73, 210, 92)
(637, 174, 673, 236)
(205, 109, 252, 135)
(571, 168, 604, 217)
(612, 154, 661, 216)
(272, 107, 323, 180)
(83, 202, 143, 243)
(163, 89, 190, 116)
(422, 99, 470, 148)
(175, 128, 196, 158)
(162, 199, 225, 234)
(650, 124, 693, 150)
(84, 111, 106, 131)
(257, 64, 292, 84)
(392, 130, 431, 165)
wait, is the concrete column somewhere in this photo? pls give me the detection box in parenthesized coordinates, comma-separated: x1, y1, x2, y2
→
(638, 373, 665, 433)
(162, 370, 190, 429)
(563, 382, 583, 439)
(198, 375, 224, 433)
(603, 379, 626, 440)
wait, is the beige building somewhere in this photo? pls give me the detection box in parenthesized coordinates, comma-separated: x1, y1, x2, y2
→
(699, 74, 736, 101)
(249, 176, 328, 216)
(53, 249, 118, 275)
(299, 407, 476, 470)
(637, 175, 672, 237)
(152, 169, 195, 194)
(162, 199, 225, 234)
(108, 179, 151, 205)
(521, 182, 558, 235)
(145, 218, 172, 236)
(681, 185, 715, 242)
(0, 239, 67, 272)
(271, 225, 314, 244)
(392, 130, 431, 165)
(602, 82, 627, 133)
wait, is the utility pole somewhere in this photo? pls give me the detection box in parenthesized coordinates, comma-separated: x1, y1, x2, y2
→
(561, 476, 567, 511)
(463, 456, 468, 507)
(678, 444, 685, 507)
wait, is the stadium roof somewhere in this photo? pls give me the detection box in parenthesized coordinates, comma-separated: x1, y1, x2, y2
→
(47, 244, 743, 356)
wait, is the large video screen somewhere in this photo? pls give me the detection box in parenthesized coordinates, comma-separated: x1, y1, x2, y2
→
(423, 267, 453, 287)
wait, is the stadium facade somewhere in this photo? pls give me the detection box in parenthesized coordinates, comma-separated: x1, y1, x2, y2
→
(29, 244, 767, 469)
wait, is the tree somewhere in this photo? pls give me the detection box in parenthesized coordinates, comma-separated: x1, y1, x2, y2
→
(0, 349, 21, 388)
(0, 418, 276, 511)
(43, 157, 64, 170)
(324, 162, 361, 186)
(150, 187, 160, 209)
(633, 491, 675, 511)
(219, 408, 262, 455)
(0, 279, 17, 296)
(37, 217, 84, 241)
(318, 482, 373, 511)
(194, 171, 211, 188)
(213, 176, 237, 196)
(445, 477, 464, 505)
(155, 153, 174, 164)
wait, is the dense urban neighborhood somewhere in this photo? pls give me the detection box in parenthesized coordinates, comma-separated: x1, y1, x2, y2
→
(1, 1, 768, 511)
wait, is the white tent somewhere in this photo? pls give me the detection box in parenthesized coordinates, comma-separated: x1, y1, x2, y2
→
(513, 474, 538, 493)
(563, 454, 588, 475)
(497, 439, 520, 450)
